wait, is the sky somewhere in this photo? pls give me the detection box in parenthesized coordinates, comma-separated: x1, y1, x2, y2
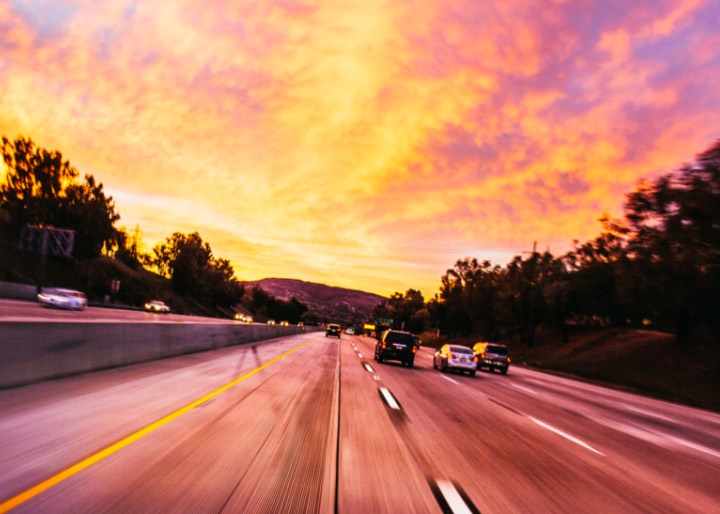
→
(1, 0, 719, 297)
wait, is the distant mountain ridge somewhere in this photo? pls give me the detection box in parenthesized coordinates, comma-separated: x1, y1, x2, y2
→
(240, 278, 384, 325)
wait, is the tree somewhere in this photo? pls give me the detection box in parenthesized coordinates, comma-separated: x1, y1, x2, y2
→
(619, 139, 720, 344)
(146, 231, 244, 307)
(0, 135, 120, 259)
(373, 289, 427, 332)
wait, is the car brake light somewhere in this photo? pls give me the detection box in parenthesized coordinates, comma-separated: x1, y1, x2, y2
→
(382, 343, 386, 349)
(447, 353, 454, 359)
(473, 356, 478, 362)
(508, 357, 512, 363)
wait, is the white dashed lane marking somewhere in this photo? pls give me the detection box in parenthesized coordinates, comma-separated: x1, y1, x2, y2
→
(379, 387, 401, 410)
(436, 480, 473, 514)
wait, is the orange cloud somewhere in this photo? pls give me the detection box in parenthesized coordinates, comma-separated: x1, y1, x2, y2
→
(1, 0, 718, 296)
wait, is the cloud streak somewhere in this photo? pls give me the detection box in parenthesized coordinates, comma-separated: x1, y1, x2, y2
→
(1, 0, 719, 296)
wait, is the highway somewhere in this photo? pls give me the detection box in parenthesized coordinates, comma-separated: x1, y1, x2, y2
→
(0, 332, 718, 512)
(0, 299, 231, 323)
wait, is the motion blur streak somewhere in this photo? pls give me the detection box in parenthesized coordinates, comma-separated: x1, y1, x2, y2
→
(0, 337, 315, 513)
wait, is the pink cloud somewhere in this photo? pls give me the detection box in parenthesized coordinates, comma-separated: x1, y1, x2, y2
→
(0, 0, 718, 296)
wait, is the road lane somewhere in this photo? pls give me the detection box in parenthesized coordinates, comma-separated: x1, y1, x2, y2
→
(351, 335, 720, 513)
(337, 335, 440, 513)
(0, 333, 335, 512)
(0, 332, 718, 513)
(0, 299, 233, 323)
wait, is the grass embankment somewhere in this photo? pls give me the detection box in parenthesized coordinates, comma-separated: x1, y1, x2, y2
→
(423, 327, 720, 413)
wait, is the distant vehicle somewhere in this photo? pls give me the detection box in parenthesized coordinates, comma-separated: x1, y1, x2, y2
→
(297, 322, 304, 327)
(267, 320, 276, 325)
(433, 344, 477, 376)
(144, 300, 170, 314)
(374, 330, 419, 368)
(345, 328, 354, 335)
(234, 313, 253, 324)
(326, 324, 341, 338)
(473, 342, 510, 374)
(280, 321, 289, 326)
(37, 288, 88, 311)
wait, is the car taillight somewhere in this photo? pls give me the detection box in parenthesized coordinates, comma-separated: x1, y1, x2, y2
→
(508, 357, 512, 363)
(473, 356, 478, 362)
(382, 342, 386, 349)
(412, 346, 417, 353)
(447, 353, 454, 359)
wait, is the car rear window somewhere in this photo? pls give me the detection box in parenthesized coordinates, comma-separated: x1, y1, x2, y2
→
(385, 332, 415, 344)
(486, 345, 508, 356)
(449, 345, 473, 354)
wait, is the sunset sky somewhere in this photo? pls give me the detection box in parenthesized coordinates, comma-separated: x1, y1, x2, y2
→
(1, 0, 719, 297)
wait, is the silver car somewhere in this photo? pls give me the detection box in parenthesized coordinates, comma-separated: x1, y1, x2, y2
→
(433, 344, 477, 376)
(37, 288, 88, 310)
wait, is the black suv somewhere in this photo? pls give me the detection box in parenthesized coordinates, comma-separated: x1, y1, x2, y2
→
(374, 330, 419, 368)
(326, 324, 341, 338)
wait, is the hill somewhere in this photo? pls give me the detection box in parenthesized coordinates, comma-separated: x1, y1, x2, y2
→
(241, 278, 384, 326)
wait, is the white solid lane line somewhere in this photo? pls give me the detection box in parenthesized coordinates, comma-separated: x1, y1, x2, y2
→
(441, 375, 460, 385)
(590, 415, 720, 460)
(623, 405, 675, 422)
(436, 480, 473, 514)
(379, 387, 401, 410)
(529, 417, 605, 456)
(512, 384, 537, 394)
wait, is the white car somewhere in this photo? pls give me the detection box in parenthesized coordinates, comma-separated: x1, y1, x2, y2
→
(433, 344, 477, 376)
(37, 288, 88, 311)
(144, 300, 170, 313)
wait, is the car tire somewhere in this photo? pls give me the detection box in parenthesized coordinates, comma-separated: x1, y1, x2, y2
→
(407, 359, 414, 369)
(433, 359, 437, 369)
(377, 353, 384, 363)
(470, 370, 476, 377)
(501, 368, 508, 375)
(441, 360, 447, 372)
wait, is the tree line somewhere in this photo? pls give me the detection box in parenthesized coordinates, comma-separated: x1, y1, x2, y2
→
(0, 135, 307, 319)
(375, 139, 720, 346)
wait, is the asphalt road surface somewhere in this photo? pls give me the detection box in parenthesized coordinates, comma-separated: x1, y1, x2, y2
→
(0, 332, 718, 513)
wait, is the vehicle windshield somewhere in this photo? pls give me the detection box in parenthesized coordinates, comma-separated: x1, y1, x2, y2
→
(486, 345, 508, 356)
(449, 345, 473, 354)
(385, 332, 415, 344)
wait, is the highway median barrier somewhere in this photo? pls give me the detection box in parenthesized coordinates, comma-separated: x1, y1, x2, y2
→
(0, 322, 318, 389)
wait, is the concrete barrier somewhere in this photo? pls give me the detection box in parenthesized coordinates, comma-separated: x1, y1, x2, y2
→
(0, 281, 37, 301)
(0, 322, 321, 389)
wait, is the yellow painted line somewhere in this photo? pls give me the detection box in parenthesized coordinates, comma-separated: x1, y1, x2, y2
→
(0, 337, 315, 513)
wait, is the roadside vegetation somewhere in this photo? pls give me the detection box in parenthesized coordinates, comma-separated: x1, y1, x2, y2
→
(374, 139, 720, 411)
(0, 135, 308, 322)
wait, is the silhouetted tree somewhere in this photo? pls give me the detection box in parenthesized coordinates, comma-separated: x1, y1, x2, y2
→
(147, 231, 243, 307)
(0, 135, 119, 259)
